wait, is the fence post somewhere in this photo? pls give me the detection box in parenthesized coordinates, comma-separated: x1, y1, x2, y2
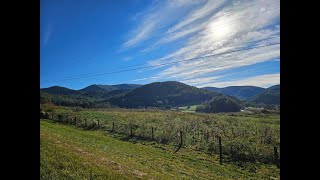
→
(74, 117, 77, 125)
(219, 136, 222, 165)
(97, 119, 100, 129)
(274, 146, 280, 168)
(58, 115, 62, 122)
(174, 130, 183, 153)
(180, 130, 183, 146)
(112, 122, 115, 132)
(151, 127, 154, 140)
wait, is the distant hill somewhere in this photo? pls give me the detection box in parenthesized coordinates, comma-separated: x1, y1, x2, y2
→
(40, 86, 81, 95)
(82, 89, 131, 99)
(112, 84, 142, 90)
(79, 84, 142, 93)
(105, 81, 229, 108)
(40, 82, 247, 110)
(202, 86, 265, 100)
(79, 85, 115, 93)
(40, 84, 142, 108)
(249, 85, 280, 105)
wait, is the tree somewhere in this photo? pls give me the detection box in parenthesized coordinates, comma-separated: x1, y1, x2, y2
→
(196, 96, 241, 113)
(40, 93, 51, 104)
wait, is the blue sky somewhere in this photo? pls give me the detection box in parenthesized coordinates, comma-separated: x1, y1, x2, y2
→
(40, 0, 280, 90)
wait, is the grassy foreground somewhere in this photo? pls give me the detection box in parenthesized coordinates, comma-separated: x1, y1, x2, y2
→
(40, 119, 279, 179)
(42, 105, 280, 166)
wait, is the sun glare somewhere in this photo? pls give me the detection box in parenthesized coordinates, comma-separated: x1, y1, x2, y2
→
(207, 17, 236, 41)
(214, 25, 228, 38)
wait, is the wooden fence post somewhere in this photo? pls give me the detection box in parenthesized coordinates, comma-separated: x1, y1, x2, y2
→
(58, 115, 62, 122)
(74, 117, 77, 125)
(192, 130, 195, 139)
(130, 125, 133, 136)
(274, 147, 280, 168)
(151, 127, 154, 140)
(97, 119, 100, 129)
(180, 130, 183, 146)
(112, 122, 115, 132)
(219, 136, 222, 165)
(174, 130, 183, 153)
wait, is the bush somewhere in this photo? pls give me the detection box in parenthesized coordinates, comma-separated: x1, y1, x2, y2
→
(225, 140, 256, 163)
(40, 111, 49, 119)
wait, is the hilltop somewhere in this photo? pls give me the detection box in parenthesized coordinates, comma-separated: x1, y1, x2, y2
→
(105, 81, 227, 108)
(202, 86, 265, 100)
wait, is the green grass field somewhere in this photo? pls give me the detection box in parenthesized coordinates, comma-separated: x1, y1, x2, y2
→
(178, 105, 200, 112)
(41, 119, 279, 179)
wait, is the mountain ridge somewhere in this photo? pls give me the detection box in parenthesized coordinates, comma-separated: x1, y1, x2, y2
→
(104, 81, 230, 108)
(249, 84, 280, 105)
(202, 86, 265, 100)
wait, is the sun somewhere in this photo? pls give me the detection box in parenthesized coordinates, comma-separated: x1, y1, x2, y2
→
(206, 17, 235, 41)
(214, 25, 229, 38)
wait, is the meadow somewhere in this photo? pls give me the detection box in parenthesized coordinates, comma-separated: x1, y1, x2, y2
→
(40, 104, 280, 179)
(177, 105, 200, 112)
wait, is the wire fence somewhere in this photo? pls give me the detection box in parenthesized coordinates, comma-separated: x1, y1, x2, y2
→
(41, 111, 280, 168)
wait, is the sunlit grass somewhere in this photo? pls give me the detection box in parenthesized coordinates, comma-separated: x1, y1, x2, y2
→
(41, 120, 280, 179)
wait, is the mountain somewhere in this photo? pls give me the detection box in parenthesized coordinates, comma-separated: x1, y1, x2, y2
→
(112, 84, 142, 90)
(79, 85, 115, 93)
(82, 89, 132, 99)
(105, 81, 230, 108)
(40, 86, 81, 95)
(40, 84, 143, 108)
(249, 85, 280, 105)
(79, 84, 142, 93)
(202, 86, 265, 100)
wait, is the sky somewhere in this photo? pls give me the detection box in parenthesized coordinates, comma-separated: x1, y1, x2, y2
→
(40, 0, 280, 90)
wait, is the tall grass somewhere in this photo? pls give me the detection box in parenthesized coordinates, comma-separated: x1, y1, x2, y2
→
(42, 104, 280, 166)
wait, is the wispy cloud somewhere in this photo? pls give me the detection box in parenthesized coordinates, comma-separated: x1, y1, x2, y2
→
(132, 76, 158, 82)
(43, 23, 53, 46)
(125, 0, 280, 87)
(196, 73, 280, 88)
(121, 0, 202, 49)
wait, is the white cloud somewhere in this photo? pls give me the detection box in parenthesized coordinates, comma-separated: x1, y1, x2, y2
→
(180, 75, 223, 86)
(121, 0, 201, 49)
(197, 73, 280, 88)
(124, 0, 279, 87)
(132, 76, 158, 82)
